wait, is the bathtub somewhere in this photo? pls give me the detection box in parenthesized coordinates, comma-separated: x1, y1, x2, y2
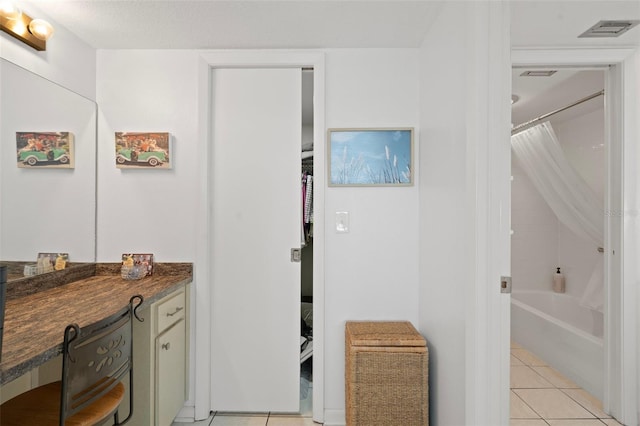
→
(511, 290, 604, 400)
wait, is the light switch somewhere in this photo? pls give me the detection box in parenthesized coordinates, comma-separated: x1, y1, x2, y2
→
(335, 211, 349, 233)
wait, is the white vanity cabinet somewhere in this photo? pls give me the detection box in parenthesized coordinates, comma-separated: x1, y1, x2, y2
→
(132, 285, 189, 426)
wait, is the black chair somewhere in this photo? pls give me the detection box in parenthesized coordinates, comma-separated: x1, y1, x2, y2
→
(0, 266, 6, 363)
(0, 294, 144, 426)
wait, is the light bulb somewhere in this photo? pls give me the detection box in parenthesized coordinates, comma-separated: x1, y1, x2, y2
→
(0, 1, 21, 19)
(28, 18, 54, 41)
(10, 19, 26, 35)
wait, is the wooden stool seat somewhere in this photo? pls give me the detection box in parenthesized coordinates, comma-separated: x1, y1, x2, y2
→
(0, 380, 125, 426)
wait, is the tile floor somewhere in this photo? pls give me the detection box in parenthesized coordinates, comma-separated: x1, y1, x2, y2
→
(172, 365, 316, 426)
(173, 343, 623, 425)
(511, 341, 623, 426)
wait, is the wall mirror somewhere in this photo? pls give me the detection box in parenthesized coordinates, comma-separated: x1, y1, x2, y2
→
(0, 58, 97, 281)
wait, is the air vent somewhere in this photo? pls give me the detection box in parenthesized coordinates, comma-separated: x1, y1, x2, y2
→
(579, 20, 640, 38)
(520, 70, 557, 77)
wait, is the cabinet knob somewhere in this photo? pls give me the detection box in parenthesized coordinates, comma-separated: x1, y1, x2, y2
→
(162, 342, 171, 350)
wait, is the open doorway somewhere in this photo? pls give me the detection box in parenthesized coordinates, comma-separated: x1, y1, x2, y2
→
(507, 47, 640, 426)
(300, 67, 314, 416)
(509, 66, 610, 422)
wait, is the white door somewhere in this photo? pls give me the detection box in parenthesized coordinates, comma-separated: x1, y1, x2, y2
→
(210, 68, 302, 412)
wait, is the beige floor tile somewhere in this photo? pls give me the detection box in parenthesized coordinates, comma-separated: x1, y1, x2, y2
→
(173, 413, 214, 425)
(512, 349, 548, 366)
(562, 389, 611, 419)
(212, 414, 269, 425)
(546, 421, 606, 426)
(512, 355, 525, 366)
(173, 418, 214, 426)
(532, 366, 579, 389)
(510, 420, 549, 426)
(601, 419, 623, 425)
(267, 416, 318, 425)
(513, 389, 596, 419)
(511, 391, 541, 419)
(511, 366, 554, 389)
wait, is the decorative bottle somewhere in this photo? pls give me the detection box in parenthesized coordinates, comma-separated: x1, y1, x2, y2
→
(553, 267, 565, 293)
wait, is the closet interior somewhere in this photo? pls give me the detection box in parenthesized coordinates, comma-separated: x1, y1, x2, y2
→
(299, 68, 314, 410)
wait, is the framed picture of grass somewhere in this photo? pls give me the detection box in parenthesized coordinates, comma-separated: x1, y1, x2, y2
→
(328, 128, 414, 186)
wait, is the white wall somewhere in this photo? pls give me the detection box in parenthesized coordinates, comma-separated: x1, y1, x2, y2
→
(556, 108, 605, 299)
(323, 48, 420, 419)
(417, 3, 467, 425)
(555, 109, 606, 201)
(95, 50, 199, 262)
(511, 159, 558, 292)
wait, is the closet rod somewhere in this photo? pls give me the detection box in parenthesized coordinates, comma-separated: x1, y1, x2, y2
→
(511, 90, 604, 135)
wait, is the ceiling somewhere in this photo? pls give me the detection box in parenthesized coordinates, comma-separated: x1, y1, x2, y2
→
(512, 69, 605, 130)
(19, 1, 639, 130)
(22, 1, 445, 50)
(19, 0, 639, 50)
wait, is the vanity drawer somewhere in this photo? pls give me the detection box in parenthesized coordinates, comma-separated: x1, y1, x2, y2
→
(156, 290, 186, 333)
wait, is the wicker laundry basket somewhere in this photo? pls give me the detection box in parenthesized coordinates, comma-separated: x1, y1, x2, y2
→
(345, 321, 428, 426)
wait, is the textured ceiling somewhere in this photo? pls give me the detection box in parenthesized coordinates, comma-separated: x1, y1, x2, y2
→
(23, 1, 445, 49)
(511, 0, 640, 48)
(19, 0, 639, 126)
(20, 1, 640, 50)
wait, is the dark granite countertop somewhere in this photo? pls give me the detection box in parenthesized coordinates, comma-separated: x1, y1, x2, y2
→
(0, 262, 192, 385)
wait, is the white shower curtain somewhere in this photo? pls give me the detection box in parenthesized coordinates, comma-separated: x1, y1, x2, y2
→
(511, 121, 604, 311)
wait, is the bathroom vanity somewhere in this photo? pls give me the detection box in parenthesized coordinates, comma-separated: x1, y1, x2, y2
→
(0, 262, 192, 426)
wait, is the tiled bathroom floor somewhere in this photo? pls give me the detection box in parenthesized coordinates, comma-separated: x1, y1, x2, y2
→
(173, 343, 621, 426)
(511, 341, 623, 426)
(172, 369, 316, 426)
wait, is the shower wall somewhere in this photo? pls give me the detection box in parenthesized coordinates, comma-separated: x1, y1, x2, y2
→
(512, 107, 604, 297)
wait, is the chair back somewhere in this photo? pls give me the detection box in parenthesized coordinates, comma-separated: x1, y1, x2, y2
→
(60, 294, 143, 425)
(0, 266, 6, 363)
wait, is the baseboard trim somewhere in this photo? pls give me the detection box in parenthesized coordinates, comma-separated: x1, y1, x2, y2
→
(323, 409, 345, 425)
(174, 404, 196, 422)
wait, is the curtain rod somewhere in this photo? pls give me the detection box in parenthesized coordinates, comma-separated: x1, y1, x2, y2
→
(511, 90, 604, 135)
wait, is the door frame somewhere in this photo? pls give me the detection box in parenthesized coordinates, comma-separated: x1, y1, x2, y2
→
(194, 50, 326, 423)
(511, 47, 639, 425)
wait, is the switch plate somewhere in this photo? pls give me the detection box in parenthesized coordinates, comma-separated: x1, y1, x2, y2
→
(335, 211, 349, 233)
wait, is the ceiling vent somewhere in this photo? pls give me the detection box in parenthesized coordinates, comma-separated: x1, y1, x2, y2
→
(579, 20, 640, 38)
(520, 70, 557, 77)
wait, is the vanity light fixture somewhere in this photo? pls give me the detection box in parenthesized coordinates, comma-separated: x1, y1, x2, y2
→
(27, 18, 54, 41)
(0, 1, 53, 51)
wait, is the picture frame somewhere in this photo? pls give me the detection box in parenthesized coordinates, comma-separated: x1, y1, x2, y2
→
(37, 252, 69, 271)
(115, 132, 171, 169)
(16, 132, 74, 169)
(121, 253, 154, 276)
(328, 128, 414, 186)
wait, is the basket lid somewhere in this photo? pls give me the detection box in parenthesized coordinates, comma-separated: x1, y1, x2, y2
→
(346, 321, 426, 347)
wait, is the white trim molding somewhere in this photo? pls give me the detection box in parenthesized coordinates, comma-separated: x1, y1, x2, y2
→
(195, 50, 326, 424)
(465, 2, 512, 425)
(512, 46, 639, 426)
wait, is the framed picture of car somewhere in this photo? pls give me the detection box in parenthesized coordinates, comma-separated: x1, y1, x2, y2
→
(16, 132, 74, 168)
(115, 132, 171, 169)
